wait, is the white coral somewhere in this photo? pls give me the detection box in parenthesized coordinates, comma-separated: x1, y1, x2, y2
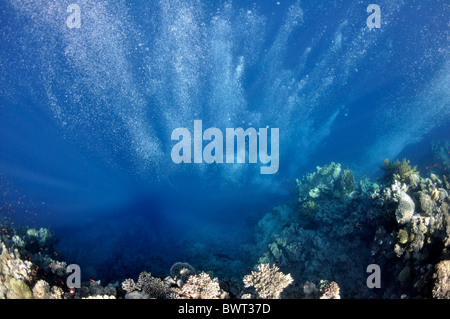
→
(243, 263, 293, 299)
(181, 272, 227, 299)
(32, 280, 51, 299)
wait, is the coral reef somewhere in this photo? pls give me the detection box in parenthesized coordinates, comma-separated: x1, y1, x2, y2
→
(0, 222, 120, 299)
(1, 154, 449, 299)
(1, 223, 290, 300)
(295, 162, 362, 227)
(0, 225, 66, 299)
(366, 159, 450, 298)
(242, 263, 293, 299)
(121, 262, 228, 299)
(255, 162, 380, 297)
(254, 159, 450, 298)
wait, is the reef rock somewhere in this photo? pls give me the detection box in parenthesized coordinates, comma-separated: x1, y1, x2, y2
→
(395, 192, 415, 225)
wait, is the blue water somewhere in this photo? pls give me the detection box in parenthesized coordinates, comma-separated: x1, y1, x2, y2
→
(0, 0, 449, 282)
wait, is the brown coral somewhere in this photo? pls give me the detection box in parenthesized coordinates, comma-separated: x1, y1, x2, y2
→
(121, 271, 178, 299)
(432, 260, 450, 299)
(382, 158, 418, 183)
(319, 280, 340, 299)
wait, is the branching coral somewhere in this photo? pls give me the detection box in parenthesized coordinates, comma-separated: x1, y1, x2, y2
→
(180, 272, 227, 299)
(121, 278, 137, 293)
(122, 271, 177, 299)
(243, 263, 293, 299)
(319, 280, 340, 299)
(122, 266, 228, 299)
(138, 272, 176, 298)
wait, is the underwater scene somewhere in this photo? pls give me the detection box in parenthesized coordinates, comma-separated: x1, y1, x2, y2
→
(0, 0, 449, 301)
